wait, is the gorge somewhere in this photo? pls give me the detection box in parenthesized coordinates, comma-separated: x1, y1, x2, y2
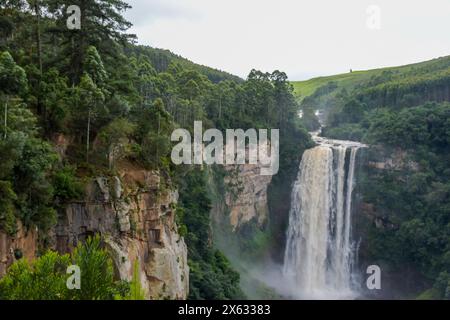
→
(2, 1, 450, 300)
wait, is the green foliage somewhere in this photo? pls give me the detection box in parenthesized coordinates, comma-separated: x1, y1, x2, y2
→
(52, 165, 84, 203)
(133, 98, 173, 169)
(180, 170, 213, 259)
(5, 102, 38, 136)
(188, 250, 244, 300)
(416, 288, 441, 300)
(291, 55, 450, 103)
(96, 118, 135, 169)
(0, 1, 314, 301)
(0, 51, 28, 142)
(70, 235, 116, 300)
(115, 261, 146, 300)
(0, 72, 61, 238)
(300, 105, 320, 131)
(0, 180, 17, 235)
(84, 46, 108, 87)
(0, 251, 71, 300)
(74, 72, 106, 162)
(14, 137, 58, 232)
(44, 0, 135, 84)
(355, 103, 450, 299)
(0, 114, 59, 235)
(40, 68, 71, 134)
(434, 271, 450, 299)
(296, 55, 450, 299)
(76, 73, 106, 109)
(0, 15, 14, 40)
(0, 235, 131, 300)
(0, 51, 27, 96)
(127, 45, 242, 84)
(322, 123, 365, 141)
(235, 220, 271, 260)
(179, 169, 245, 300)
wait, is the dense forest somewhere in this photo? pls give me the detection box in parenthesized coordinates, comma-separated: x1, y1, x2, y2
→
(3, 0, 447, 301)
(296, 58, 450, 299)
(0, 0, 309, 299)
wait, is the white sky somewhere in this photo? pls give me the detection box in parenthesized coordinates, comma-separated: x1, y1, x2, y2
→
(124, 0, 450, 80)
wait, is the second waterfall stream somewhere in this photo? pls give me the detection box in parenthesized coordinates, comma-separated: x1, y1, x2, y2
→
(283, 131, 366, 299)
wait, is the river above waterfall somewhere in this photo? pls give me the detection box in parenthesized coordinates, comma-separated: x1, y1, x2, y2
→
(282, 131, 366, 299)
(310, 129, 368, 148)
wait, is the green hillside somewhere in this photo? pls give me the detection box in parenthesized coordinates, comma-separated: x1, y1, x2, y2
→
(291, 70, 372, 100)
(127, 45, 243, 84)
(291, 55, 450, 101)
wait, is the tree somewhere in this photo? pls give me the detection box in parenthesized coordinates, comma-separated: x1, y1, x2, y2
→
(46, 0, 135, 84)
(97, 118, 135, 169)
(71, 235, 116, 300)
(76, 73, 104, 162)
(14, 137, 58, 232)
(0, 180, 17, 235)
(83, 46, 107, 88)
(40, 68, 70, 134)
(0, 236, 129, 300)
(0, 16, 14, 42)
(136, 98, 173, 168)
(179, 169, 245, 300)
(134, 59, 157, 106)
(27, 0, 44, 116)
(115, 261, 145, 300)
(0, 51, 27, 139)
(0, 251, 71, 300)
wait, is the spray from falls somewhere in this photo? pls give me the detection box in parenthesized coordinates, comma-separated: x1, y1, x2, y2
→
(283, 133, 365, 299)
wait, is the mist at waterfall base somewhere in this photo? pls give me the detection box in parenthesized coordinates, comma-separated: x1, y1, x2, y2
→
(241, 134, 366, 300)
(283, 134, 366, 299)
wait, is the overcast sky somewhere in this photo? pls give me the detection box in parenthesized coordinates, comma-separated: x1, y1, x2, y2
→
(124, 0, 450, 80)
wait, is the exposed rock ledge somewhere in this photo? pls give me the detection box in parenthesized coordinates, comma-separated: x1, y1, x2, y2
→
(55, 169, 189, 299)
(0, 222, 37, 277)
(367, 147, 419, 171)
(224, 164, 272, 231)
(0, 168, 189, 300)
(360, 202, 398, 230)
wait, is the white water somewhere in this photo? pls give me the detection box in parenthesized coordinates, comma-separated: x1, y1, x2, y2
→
(283, 132, 365, 299)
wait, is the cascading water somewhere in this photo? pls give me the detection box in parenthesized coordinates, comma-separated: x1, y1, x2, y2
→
(283, 132, 365, 299)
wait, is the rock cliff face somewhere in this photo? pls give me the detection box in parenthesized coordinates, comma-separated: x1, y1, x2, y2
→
(0, 167, 189, 300)
(0, 222, 37, 277)
(222, 164, 272, 231)
(367, 147, 419, 171)
(358, 202, 397, 230)
(54, 168, 189, 299)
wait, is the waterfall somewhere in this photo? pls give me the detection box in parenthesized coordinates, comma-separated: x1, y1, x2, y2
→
(283, 133, 365, 299)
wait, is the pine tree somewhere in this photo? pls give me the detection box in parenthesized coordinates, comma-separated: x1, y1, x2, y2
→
(46, 0, 135, 84)
(83, 45, 107, 87)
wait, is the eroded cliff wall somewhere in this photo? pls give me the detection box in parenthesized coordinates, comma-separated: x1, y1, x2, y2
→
(224, 164, 272, 231)
(0, 168, 189, 300)
(0, 222, 37, 277)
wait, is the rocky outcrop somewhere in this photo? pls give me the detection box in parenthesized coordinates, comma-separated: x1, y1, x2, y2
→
(224, 164, 272, 231)
(0, 221, 37, 277)
(54, 168, 188, 300)
(52, 133, 72, 160)
(367, 147, 419, 171)
(359, 202, 398, 230)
